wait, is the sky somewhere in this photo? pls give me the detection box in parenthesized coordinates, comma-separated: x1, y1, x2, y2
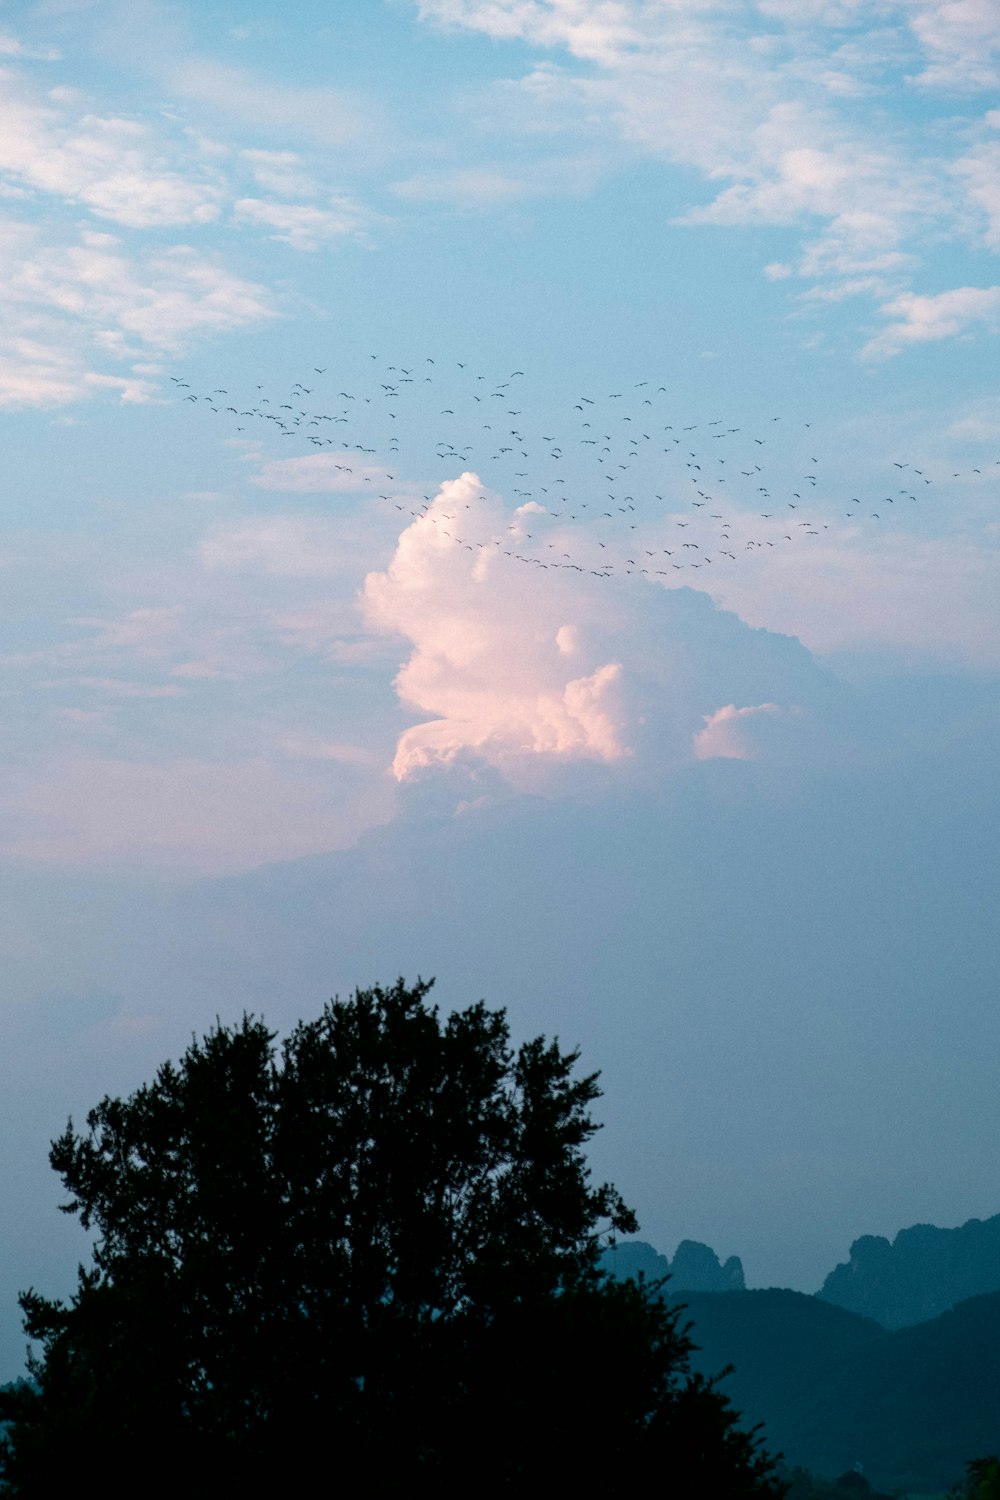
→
(0, 0, 999, 1380)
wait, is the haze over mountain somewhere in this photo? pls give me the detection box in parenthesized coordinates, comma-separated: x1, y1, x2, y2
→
(819, 1213, 1000, 1330)
(599, 1213, 1000, 1489)
(610, 1209, 1000, 1329)
(681, 1288, 1000, 1495)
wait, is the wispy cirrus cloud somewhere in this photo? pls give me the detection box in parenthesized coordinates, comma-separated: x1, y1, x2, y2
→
(199, 516, 364, 578)
(390, 154, 604, 205)
(0, 226, 274, 404)
(0, 46, 378, 406)
(160, 57, 377, 149)
(232, 195, 375, 250)
(0, 65, 224, 228)
(414, 0, 1000, 353)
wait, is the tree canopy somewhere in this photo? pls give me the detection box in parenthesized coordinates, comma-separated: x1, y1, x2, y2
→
(0, 978, 785, 1494)
(949, 1458, 1000, 1500)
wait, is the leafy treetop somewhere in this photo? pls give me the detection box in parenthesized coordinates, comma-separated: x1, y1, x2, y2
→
(0, 978, 785, 1496)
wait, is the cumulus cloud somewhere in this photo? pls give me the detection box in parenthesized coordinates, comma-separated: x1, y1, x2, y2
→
(693, 702, 784, 760)
(908, 0, 1000, 90)
(363, 474, 630, 781)
(362, 473, 829, 786)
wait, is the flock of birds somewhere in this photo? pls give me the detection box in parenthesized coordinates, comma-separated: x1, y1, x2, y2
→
(169, 357, 995, 583)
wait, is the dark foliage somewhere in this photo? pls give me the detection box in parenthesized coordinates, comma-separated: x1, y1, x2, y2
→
(948, 1457, 1000, 1500)
(0, 979, 783, 1496)
(779, 1466, 900, 1500)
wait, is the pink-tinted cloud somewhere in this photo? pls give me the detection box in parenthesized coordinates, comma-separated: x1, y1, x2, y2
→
(363, 473, 630, 781)
(693, 702, 784, 761)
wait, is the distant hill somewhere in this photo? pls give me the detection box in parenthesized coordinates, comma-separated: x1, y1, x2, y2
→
(818, 1213, 1000, 1329)
(681, 1287, 1000, 1495)
(600, 1237, 745, 1294)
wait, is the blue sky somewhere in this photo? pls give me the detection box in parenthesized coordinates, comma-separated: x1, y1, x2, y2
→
(0, 0, 999, 1378)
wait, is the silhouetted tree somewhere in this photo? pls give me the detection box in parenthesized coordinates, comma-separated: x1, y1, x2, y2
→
(949, 1458, 1000, 1500)
(0, 979, 784, 1495)
(779, 1468, 899, 1500)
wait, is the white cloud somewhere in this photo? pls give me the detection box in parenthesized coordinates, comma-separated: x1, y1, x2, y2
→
(74, 676, 183, 699)
(0, 32, 60, 61)
(863, 284, 1000, 358)
(0, 68, 224, 228)
(413, 0, 1000, 341)
(265, 600, 364, 653)
(162, 58, 375, 148)
(239, 149, 317, 198)
(0, 53, 386, 404)
(908, 0, 1000, 90)
(278, 733, 377, 766)
(0, 335, 93, 408)
(0, 225, 274, 404)
(232, 195, 372, 250)
(954, 138, 1000, 248)
(415, 0, 644, 59)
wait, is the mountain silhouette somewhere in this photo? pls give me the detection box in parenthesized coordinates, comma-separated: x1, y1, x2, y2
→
(818, 1213, 1000, 1328)
(602, 1238, 745, 1294)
